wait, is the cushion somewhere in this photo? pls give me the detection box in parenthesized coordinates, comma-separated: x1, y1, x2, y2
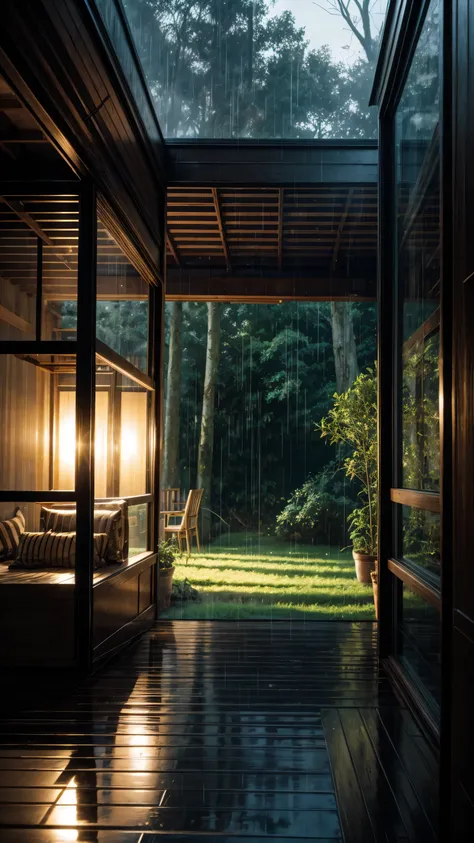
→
(10, 531, 109, 570)
(40, 500, 127, 563)
(0, 508, 26, 561)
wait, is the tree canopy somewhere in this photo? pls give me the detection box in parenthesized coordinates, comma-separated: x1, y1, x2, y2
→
(123, 0, 385, 138)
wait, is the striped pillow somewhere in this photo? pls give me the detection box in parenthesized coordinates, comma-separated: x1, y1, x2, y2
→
(40, 506, 124, 563)
(10, 531, 109, 570)
(0, 509, 26, 561)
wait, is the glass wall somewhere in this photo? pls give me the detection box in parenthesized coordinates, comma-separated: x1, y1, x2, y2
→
(93, 207, 154, 565)
(397, 583, 441, 712)
(392, 0, 441, 720)
(97, 220, 149, 372)
(118, 0, 388, 139)
(0, 184, 159, 669)
(0, 194, 79, 342)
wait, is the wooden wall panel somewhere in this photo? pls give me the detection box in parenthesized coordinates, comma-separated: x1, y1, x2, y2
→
(0, 280, 50, 507)
(0, 355, 50, 494)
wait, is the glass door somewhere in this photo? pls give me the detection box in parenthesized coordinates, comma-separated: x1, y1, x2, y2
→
(389, 0, 441, 725)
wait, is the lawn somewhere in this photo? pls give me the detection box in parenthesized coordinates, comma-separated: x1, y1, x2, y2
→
(161, 532, 376, 620)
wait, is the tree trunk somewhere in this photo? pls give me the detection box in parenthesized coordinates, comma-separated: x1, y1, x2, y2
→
(163, 302, 182, 489)
(330, 302, 359, 393)
(197, 302, 221, 544)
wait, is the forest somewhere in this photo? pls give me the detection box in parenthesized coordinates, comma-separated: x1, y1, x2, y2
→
(163, 300, 377, 546)
(122, 0, 387, 139)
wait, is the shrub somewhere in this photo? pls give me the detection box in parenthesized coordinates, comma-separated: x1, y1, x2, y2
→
(275, 466, 350, 544)
(319, 367, 377, 555)
(171, 579, 201, 603)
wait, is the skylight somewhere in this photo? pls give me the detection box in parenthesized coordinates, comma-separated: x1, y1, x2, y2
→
(119, 0, 388, 140)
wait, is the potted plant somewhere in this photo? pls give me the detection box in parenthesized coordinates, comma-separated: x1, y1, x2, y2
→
(319, 368, 377, 586)
(158, 539, 178, 611)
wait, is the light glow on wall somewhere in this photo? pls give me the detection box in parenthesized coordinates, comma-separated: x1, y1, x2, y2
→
(55, 386, 146, 496)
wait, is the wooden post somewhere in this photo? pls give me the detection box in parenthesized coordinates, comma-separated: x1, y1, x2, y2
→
(75, 181, 97, 673)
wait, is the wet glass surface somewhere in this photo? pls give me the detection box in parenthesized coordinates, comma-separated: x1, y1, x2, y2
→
(118, 0, 388, 139)
(395, 0, 441, 493)
(398, 583, 441, 717)
(400, 505, 440, 581)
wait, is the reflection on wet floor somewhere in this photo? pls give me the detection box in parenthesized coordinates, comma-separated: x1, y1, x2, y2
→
(0, 621, 437, 842)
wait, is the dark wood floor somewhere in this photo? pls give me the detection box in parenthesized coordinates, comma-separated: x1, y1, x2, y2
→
(0, 621, 438, 842)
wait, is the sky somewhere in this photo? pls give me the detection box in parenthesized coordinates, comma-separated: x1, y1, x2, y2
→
(271, 0, 388, 62)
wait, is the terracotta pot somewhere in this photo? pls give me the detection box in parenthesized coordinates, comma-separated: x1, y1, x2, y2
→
(370, 570, 378, 619)
(158, 566, 175, 611)
(352, 551, 376, 584)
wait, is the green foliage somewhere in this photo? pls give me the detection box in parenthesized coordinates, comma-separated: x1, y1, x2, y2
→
(402, 508, 440, 572)
(402, 331, 439, 490)
(58, 299, 148, 369)
(123, 0, 382, 139)
(158, 539, 178, 569)
(275, 466, 350, 544)
(166, 301, 377, 537)
(319, 367, 377, 555)
(171, 579, 201, 603)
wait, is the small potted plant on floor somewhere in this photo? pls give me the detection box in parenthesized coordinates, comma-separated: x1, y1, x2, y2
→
(319, 368, 378, 588)
(158, 539, 178, 611)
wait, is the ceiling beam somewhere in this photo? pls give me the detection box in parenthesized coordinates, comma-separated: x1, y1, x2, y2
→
(166, 272, 375, 302)
(331, 189, 353, 272)
(0, 197, 73, 271)
(167, 140, 378, 185)
(212, 188, 232, 273)
(0, 303, 33, 334)
(0, 96, 22, 110)
(39, 275, 148, 301)
(0, 132, 47, 144)
(166, 230, 181, 267)
(277, 188, 284, 271)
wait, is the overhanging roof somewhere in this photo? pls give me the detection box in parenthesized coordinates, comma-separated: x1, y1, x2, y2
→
(166, 140, 378, 186)
(165, 180, 377, 302)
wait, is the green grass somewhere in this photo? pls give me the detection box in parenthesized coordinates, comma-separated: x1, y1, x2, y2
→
(161, 532, 376, 620)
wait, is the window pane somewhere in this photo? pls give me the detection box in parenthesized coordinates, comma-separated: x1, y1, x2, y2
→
(97, 220, 149, 372)
(398, 582, 440, 717)
(396, 0, 440, 492)
(400, 505, 440, 581)
(402, 330, 439, 490)
(128, 502, 148, 556)
(0, 254, 36, 340)
(0, 353, 76, 491)
(120, 0, 388, 140)
(95, 359, 149, 498)
(0, 195, 79, 341)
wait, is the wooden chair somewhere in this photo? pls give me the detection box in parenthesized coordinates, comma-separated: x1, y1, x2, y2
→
(163, 488, 204, 554)
(161, 488, 184, 513)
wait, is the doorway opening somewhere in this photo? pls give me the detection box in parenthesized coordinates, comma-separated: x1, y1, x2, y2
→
(161, 298, 377, 620)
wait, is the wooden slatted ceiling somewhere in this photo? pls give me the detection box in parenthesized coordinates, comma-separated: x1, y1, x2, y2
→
(166, 185, 440, 277)
(166, 186, 381, 271)
(0, 196, 140, 299)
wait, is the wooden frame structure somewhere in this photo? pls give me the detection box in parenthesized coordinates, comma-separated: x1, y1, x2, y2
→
(2, 0, 474, 835)
(165, 148, 379, 302)
(0, 0, 166, 672)
(369, 0, 474, 836)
